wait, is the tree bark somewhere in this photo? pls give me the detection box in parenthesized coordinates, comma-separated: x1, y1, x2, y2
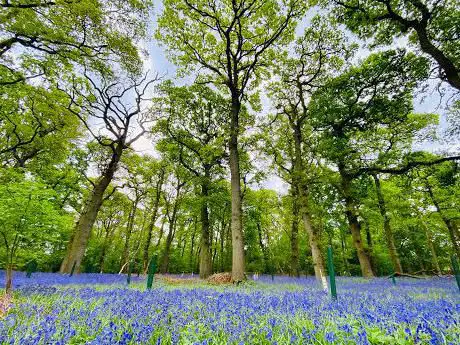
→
(339, 167, 374, 278)
(5, 261, 13, 293)
(367, 2, 460, 91)
(372, 174, 403, 273)
(142, 170, 164, 272)
(199, 170, 212, 278)
(290, 191, 300, 277)
(229, 93, 245, 282)
(301, 208, 327, 282)
(60, 144, 123, 273)
(413, 24, 460, 91)
(291, 121, 327, 283)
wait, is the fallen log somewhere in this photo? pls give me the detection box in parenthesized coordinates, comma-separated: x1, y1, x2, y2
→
(387, 272, 426, 279)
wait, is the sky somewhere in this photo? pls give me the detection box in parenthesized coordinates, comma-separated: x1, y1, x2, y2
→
(131, 1, 458, 194)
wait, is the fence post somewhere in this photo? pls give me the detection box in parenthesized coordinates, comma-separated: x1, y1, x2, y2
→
(451, 255, 460, 292)
(127, 261, 132, 285)
(327, 246, 337, 299)
(26, 260, 37, 278)
(146, 255, 157, 290)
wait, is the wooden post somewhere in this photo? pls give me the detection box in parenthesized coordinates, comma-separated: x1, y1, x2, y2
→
(451, 255, 460, 292)
(146, 255, 157, 290)
(327, 246, 337, 299)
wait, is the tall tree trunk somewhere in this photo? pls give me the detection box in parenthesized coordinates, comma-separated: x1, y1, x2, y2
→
(99, 243, 107, 273)
(99, 226, 113, 273)
(225, 220, 232, 272)
(60, 145, 123, 273)
(290, 189, 300, 277)
(160, 180, 182, 273)
(212, 234, 218, 269)
(256, 222, 269, 273)
(410, 228, 427, 274)
(160, 223, 175, 274)
(291, 122, 326, 283)
(155, 217, 166, 250)
(420, 218, 442, 275)
(143, 170, 164, 272)
(219, 218, 225, 272)
(5, 257, 13, 293)
(372, 174, 403, 273)
(301, 207, 327, 286)
(426, 183, 460, 259)
(339, 167, 374, 278)
(362, 219, 376, 274)
(190, 216, 197, 273)
(364, 219, 372, 249)
(120, 197, 139, 272)
(199, 170, 212, 278)
(229, 94, 245, 282)
(181, 229, 187, 258)
(340, 227, 350, 275)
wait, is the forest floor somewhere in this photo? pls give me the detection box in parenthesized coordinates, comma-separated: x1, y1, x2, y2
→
(0, 271, 458, 344)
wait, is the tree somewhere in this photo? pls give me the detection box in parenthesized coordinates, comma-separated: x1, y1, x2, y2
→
(156, 0, 305, 282)
(0, 84, 80, 168)
(118, 154, 151, 273)
(309, 50, 430, 277)
(59, 73, 157, 273)
(159, 168, 188, 274)
(93, 191, 128, 273)
(264, 16, 354, 283)
(0, 170, 71, 291)
(371, 173, 403, 272)
(155, 82, 228, 278)
(244, 189, 279, 274)
(1, 0, 152, 85)
(411, 159, 460, 258)
(327, 0, 460, 91)
(142, 159, 167, 273)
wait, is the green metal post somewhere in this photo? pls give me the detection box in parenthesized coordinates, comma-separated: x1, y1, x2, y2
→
(391, 273, 396, 285)
(451, 255, 460, 292)
(146, 255, 157, 290)
(69, 261, 76, 277)
(127, 262, 132, 285)
(26, 260, 37, 278)
(327, 246, 337, 299)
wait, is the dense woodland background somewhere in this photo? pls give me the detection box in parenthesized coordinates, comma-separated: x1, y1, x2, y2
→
(0, 1, 459, 289)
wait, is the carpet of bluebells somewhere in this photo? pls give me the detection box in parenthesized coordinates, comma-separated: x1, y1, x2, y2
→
(0, 271, 459, 344)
